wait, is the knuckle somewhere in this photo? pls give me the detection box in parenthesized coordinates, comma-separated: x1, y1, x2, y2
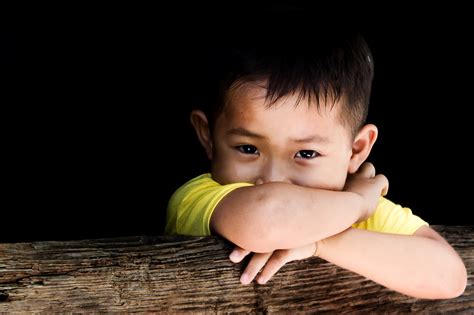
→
(368, 164, 376, 174)
(364, 162, 374, 170)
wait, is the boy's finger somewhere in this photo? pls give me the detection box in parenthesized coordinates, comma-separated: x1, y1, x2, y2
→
(229, 247, 251, 263)
(375, 174, 389, 196)
(256, 251, 290, 284)
(240, 252, 273, 285)
(358, 162, 375, 178)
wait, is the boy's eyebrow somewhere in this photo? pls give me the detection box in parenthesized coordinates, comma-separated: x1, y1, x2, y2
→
(226, 127, 266, 139)
(226, 128, 330, 144)
(290, 135, 331, 144)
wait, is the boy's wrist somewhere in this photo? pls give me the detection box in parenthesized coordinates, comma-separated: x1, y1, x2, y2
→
(356, 194, 368, 223)
(346, 192, 367, 223)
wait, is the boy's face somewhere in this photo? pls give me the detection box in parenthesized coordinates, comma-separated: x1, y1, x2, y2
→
(208, 82, 355, 191)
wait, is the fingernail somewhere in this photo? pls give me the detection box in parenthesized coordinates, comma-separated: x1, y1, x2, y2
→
(257, 276, 267, 284)
(229, 251, 239, 262)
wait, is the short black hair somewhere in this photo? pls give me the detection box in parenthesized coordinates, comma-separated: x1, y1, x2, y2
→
(197, 11, 374, 138)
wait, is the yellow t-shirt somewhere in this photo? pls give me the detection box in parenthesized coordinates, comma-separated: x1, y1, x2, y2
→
(165, 173, 428, 236)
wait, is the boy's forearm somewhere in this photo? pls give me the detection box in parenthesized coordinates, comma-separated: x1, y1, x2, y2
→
(212, 182, 364, 253)
(317, 228, 467, 299)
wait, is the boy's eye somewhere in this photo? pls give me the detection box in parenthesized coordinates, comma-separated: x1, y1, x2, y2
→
(237, 145, 259, 155)
(295, 150, 318, 159)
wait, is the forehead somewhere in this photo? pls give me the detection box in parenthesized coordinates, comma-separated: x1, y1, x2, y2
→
(224, 81, 343, 126)
(214, 83, 351, 148)
(224, 81, 267, 119)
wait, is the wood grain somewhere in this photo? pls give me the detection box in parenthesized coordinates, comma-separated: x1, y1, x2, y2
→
(1, 226, 473, 312)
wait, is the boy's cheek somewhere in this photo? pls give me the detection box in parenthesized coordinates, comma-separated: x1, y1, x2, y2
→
(212, 151, 348, 189)
(212, 161, 259, 185)
(292, 172, 347, 191)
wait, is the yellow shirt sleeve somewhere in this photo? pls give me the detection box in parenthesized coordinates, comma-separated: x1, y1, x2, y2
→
(352, 197, 429, 235)
(165, 173, 252, 236)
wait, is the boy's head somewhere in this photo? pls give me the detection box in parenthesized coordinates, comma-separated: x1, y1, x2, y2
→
(191, 25, 378, 191)
(202, 29, 374, 139)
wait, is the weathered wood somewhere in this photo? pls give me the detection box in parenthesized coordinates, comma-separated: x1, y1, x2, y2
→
(0, 225, 472, 312)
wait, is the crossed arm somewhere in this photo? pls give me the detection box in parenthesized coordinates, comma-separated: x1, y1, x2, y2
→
(210, 167, 467, 299)
(228, 225, 466, 299)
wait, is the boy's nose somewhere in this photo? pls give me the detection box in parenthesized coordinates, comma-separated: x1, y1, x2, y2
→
(255, 162, 290, 185)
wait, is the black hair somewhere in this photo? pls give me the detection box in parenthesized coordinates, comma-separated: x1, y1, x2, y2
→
(198, 12, 374, 138)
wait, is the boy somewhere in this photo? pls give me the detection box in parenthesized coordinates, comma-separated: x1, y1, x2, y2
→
(165, 27, 466, 299)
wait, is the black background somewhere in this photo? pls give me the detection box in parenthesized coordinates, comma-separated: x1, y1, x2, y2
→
(3, 4, 473, 242)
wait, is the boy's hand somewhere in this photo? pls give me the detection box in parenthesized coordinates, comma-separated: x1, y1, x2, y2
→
(229, 243, 317, 285)
(344, 162, 389, 221)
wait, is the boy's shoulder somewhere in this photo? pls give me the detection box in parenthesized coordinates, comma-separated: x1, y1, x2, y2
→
(181, 173, 214, 187)
(169, 173, 254, 209)
(172, 173, 216, 194)
(166, 173, 253, 236)
(168, 173, 214, 202)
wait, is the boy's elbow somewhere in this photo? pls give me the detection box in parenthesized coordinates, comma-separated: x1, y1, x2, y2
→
(442, 259, 467, 299)
(223, 225, 278, 253)
(232, 214, 282, 253)
(229, 197, 284, 253)
(214, 185, 290, 253)
(429, 255, 467, 299)
(234, 234, 277, 253)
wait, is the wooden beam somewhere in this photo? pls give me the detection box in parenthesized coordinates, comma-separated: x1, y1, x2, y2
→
(1, 226, 473, 312)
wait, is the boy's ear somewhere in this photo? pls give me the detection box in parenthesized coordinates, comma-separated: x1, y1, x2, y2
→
(348, 124, 378, 174)
(190, 110, 213, 159)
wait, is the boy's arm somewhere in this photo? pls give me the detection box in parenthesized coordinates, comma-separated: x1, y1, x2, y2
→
(316, 226, 467, 299)
(211, 163, 387, 253)
(212, 184, 363, 253)
(232, 225, 467, 299)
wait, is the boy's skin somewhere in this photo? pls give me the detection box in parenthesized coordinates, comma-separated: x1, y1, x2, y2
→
(190, 80, 467, 299)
